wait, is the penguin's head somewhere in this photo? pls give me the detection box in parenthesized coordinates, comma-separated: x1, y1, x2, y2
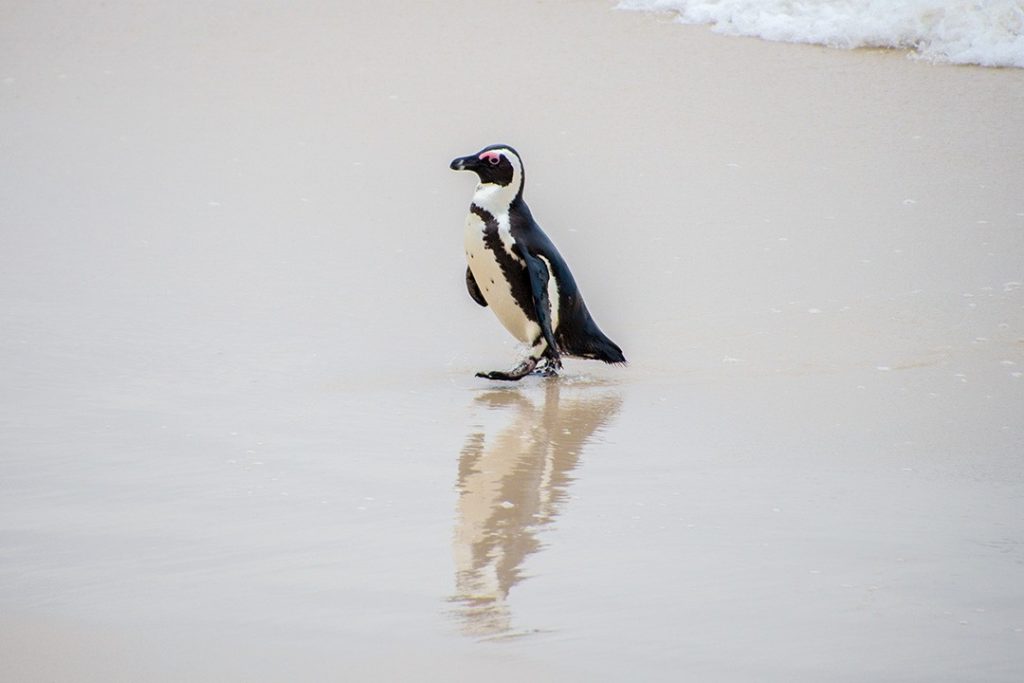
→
(450, 145, 523, 193)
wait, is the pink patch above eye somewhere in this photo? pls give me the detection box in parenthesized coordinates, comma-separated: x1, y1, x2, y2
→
(479, 151, 501, 163)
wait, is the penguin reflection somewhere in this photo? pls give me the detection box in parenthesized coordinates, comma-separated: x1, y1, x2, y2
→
(451, 381, 622, 636)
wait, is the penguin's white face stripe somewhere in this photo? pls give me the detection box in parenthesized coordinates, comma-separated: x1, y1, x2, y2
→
(477, 148, 522, 180)
(471, 149, 523, 217)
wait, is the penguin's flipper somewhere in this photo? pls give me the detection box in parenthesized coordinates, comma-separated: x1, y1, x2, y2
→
(465, 267, 487, 307)
(516, 246, 560, 360)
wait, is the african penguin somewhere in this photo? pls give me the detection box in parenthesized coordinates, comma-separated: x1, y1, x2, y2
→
(450, 144, 626, 381)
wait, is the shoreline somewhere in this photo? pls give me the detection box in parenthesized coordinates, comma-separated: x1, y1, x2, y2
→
(615, 1, 1024, 69)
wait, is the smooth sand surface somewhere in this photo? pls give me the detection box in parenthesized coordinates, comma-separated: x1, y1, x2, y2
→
(2, 1, 1023, 681)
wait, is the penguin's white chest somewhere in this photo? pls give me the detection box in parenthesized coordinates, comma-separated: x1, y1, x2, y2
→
(464, 212, 539, 344)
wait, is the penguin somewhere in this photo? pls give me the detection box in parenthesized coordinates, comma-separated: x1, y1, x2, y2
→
(450, 144, 626, 381)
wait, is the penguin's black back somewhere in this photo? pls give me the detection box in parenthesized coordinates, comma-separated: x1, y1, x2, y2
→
(509, 198, 625, 364)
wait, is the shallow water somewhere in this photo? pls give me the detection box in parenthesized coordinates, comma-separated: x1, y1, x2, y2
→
(3, 361, 1022, 680)
(2, 1, 1023, 681)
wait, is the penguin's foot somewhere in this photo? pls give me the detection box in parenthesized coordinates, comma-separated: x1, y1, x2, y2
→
(476, 357, 537, 382)
(532, 355, 562, 378)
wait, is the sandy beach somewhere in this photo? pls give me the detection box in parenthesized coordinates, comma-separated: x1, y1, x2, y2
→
(2, 1, 1023, 680)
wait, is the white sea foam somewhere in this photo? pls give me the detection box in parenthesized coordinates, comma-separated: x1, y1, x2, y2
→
(618, 0, 1024, 68)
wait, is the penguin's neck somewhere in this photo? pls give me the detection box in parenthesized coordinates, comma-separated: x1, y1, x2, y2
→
(471, 181, 521, 218)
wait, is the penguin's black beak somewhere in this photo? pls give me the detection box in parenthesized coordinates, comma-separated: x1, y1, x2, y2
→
(450, 154, 479, 172)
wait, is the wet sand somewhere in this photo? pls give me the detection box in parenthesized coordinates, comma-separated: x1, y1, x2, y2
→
(2, 1, 1023, 681)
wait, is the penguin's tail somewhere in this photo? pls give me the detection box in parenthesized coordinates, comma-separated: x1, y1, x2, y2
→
(564, 323, 626, 365)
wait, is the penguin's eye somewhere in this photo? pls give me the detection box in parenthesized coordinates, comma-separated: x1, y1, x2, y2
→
(479, 151, 502, 166)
